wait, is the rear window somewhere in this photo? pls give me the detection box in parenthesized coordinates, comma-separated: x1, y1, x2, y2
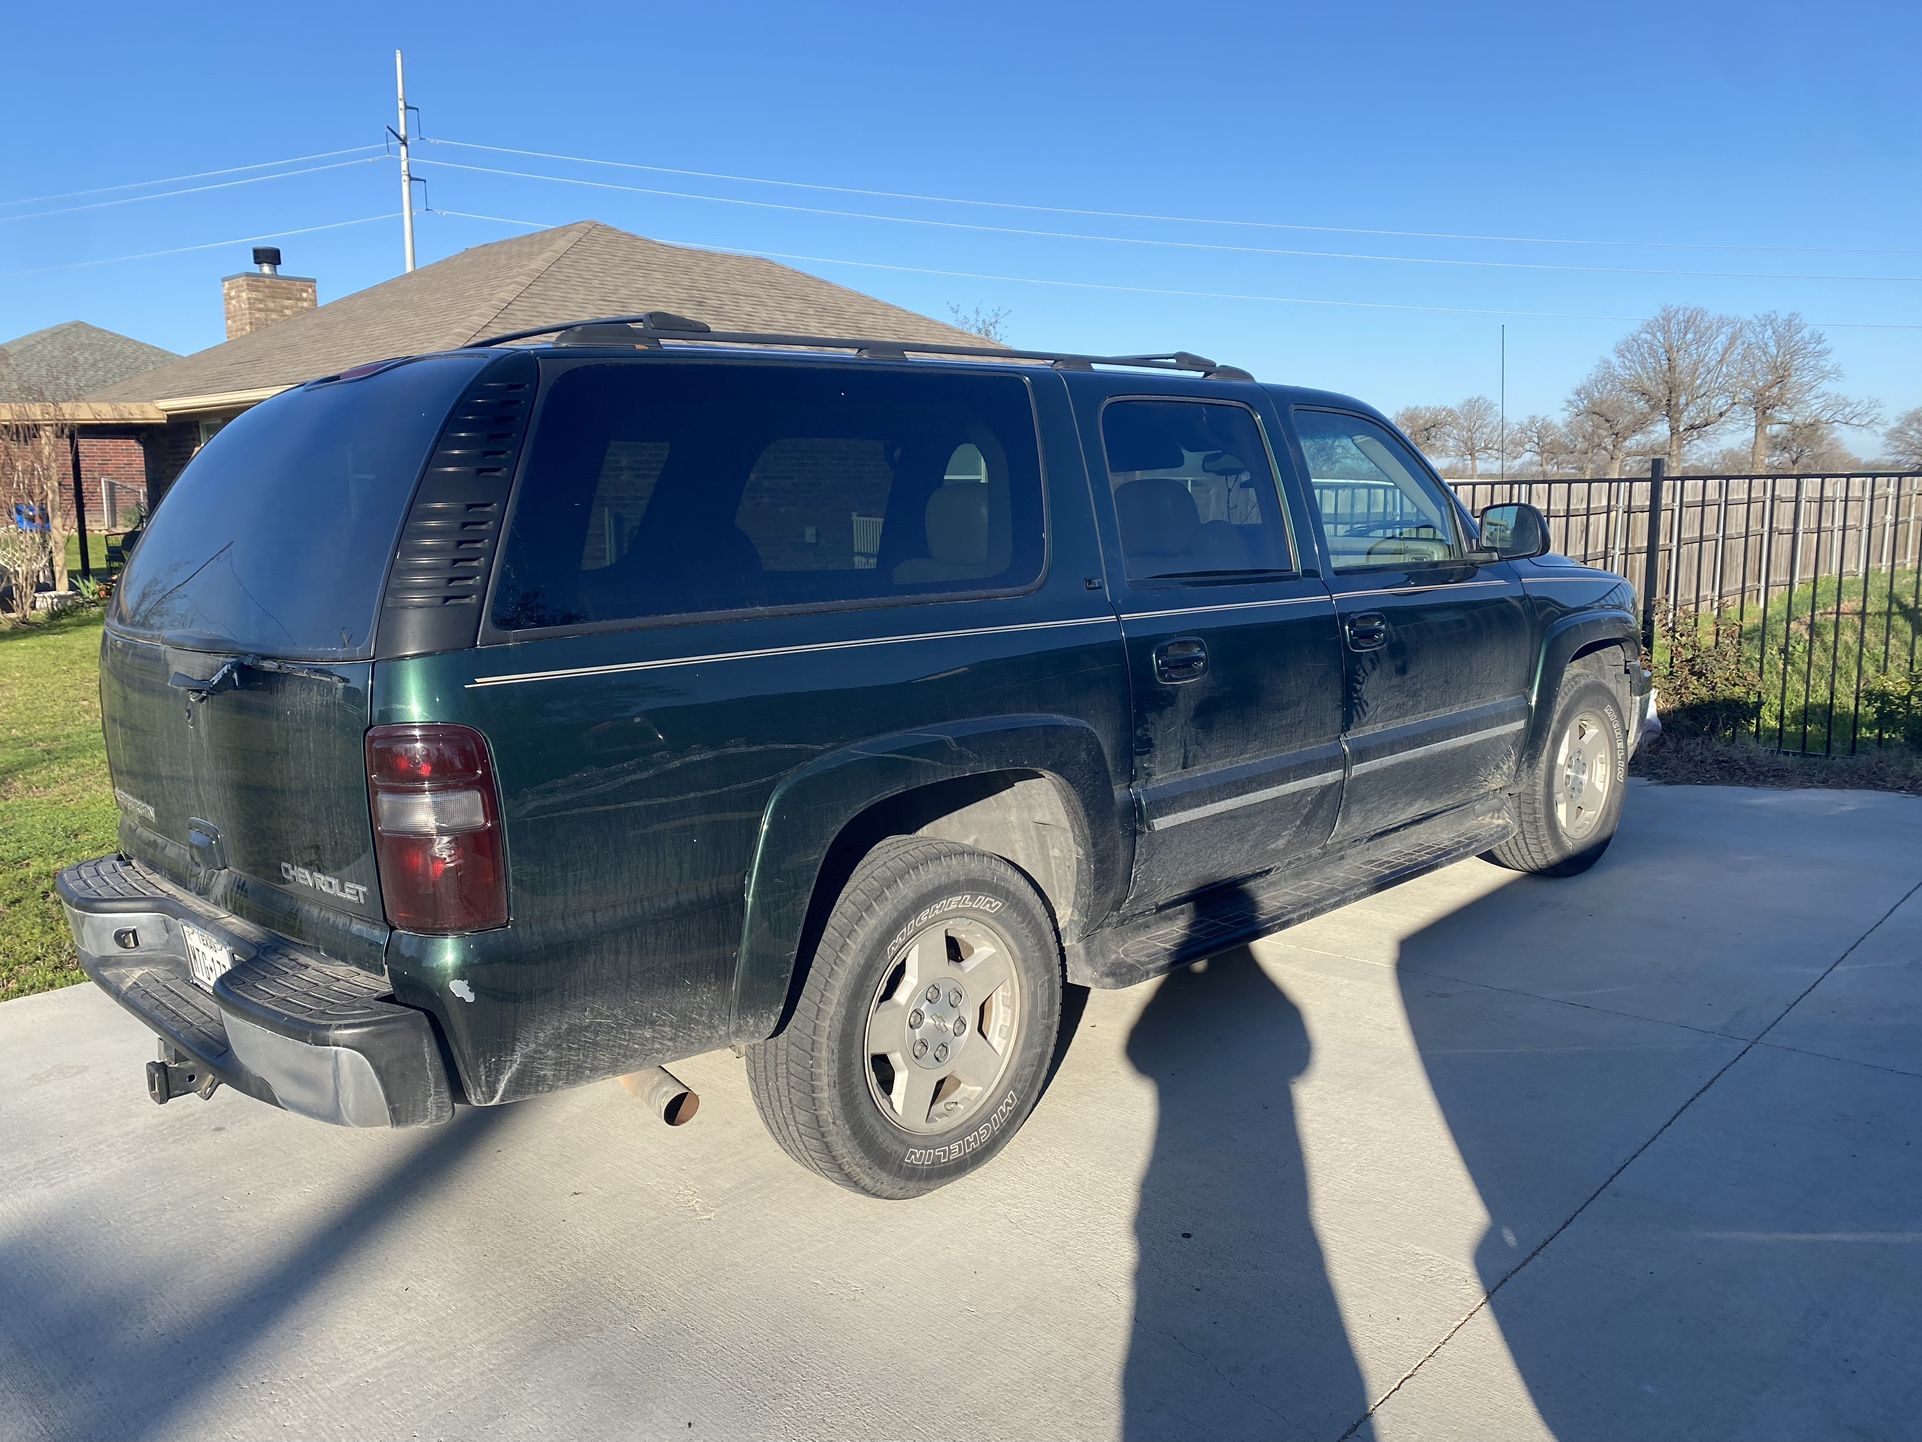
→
(113, 354, 487, 659)
(490, 361, 1046, 631)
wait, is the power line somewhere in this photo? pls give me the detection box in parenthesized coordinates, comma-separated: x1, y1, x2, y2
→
(424, 210, 1922, 331)
(0, 157, 387, 226)
(413, 157, 1922, 285)
(425, 136, 1922, 261)
(0, 144, 384, 209)
(0, 214, 400, 278)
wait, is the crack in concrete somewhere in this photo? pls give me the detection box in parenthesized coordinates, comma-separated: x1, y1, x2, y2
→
(1335, 871, 1922, 1441)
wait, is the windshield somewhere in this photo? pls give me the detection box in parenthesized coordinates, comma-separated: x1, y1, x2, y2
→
(113, 354, 487, 659)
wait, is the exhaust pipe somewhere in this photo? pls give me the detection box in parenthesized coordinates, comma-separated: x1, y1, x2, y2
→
(618, 1065, 699, 1125)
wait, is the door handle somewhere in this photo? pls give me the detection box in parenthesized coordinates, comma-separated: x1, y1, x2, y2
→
(1345, 612, 1389, 651)
(1153, 637, 1209, 684)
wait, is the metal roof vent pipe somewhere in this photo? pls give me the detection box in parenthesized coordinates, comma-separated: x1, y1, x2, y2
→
(253, 246, 282, 275)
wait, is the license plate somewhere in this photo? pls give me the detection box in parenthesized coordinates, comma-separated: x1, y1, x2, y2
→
(181, 922, 235, 993)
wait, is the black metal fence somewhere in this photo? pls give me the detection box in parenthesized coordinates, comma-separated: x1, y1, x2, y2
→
(1453, 465, 1922, 757)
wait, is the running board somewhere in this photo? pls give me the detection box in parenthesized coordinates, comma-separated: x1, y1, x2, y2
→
(1068, 801, 1515, 989)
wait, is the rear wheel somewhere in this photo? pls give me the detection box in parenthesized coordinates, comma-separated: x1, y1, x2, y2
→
(746, 837, 1062, 1198)
(1489, 671, 1628, 877)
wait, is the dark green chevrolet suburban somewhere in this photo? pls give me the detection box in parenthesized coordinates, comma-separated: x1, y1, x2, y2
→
(59, 315, 1649, 1197)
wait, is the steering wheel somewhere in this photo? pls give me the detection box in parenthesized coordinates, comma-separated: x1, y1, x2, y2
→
(1349, 520, 1440, 539)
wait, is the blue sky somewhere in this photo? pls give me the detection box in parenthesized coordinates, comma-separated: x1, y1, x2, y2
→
(3, 0, 1917, 444)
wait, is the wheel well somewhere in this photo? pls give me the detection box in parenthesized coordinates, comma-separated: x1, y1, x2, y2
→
(833, 771, 1085, 937)
(773, 771, 1088, 1037)
(1566, 639, 1633, 719)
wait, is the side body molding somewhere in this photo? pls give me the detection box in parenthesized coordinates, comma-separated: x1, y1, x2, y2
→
(732, 714, 1129, 1042)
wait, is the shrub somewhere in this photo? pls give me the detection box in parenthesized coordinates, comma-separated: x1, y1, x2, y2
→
(1654, 617, 1762, 741)
(1860, 667, 1922, 750)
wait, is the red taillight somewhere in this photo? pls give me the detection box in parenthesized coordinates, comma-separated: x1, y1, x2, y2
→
(366, 723, 508, 933)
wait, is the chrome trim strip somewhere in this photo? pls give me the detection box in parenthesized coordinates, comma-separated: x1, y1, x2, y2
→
(1121, 595, 1334, 623)
(1149, 768, 1344, 831)
(1348, 718, 1526, 775)
(1338, 579, 1512, 599)
(466, 614, 1118, 688)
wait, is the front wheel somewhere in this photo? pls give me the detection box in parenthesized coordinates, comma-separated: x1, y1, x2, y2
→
(1489, 673, 1628, 877)
(746, 837, 1063, 1198)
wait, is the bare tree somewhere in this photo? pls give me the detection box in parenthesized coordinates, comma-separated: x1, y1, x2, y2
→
(1392, 404, 1457, 459)
(1564, 367, 1656, 478)
(947, 303, 1011, 344)
(1768, 419, 1860, 473)
(0, 389, 75, 618)
(1441, 396, 1503, 478)
(1884, 406, 1922, 470)
(1608, 305, 1745, 473)
(1733, 312, 1879, 470)
(1508, 413, 1571, 478)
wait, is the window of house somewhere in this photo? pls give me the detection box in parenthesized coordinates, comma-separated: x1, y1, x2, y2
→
(1295, 409, 1465, 572)
(1098, 399, 1294, 584)
(490, 362, 1046, 630)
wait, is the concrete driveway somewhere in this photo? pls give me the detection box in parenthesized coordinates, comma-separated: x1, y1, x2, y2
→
(4, 781, 1919, 1442)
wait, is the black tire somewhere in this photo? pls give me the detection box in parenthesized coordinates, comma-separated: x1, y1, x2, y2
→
(746, 837, 1063, 1198)
(1489, 671, 1628, 877)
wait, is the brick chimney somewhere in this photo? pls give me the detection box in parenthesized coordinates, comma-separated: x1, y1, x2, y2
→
(221, 246, 317, 340)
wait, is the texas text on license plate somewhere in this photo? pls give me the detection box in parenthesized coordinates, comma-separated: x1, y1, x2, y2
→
(181, 922, 235, 992)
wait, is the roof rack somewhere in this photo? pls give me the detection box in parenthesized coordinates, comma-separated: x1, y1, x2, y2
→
(462, 311, 1254, 381)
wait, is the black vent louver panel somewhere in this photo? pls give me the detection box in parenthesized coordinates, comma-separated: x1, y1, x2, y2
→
(376, 351, 538, 658)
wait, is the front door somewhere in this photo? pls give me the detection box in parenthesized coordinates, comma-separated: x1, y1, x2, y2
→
(1288, 407, 1535, 844)
(1082, 389, 1347, 908)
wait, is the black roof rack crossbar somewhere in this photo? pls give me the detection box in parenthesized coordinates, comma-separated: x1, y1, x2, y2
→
(462, 313, 1253, 380)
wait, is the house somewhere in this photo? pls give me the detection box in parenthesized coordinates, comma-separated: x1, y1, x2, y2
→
(0, 323, 176, 533)
(77, 220, 984, 517)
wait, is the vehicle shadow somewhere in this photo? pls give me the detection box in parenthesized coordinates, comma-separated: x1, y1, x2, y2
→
(1122, 887, 1371, 1442)
(0, 1103, 514, 1442)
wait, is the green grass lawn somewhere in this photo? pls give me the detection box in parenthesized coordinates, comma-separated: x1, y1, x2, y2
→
(0, 609, 116, 1001)
(64, 529, 137, 580)
(1747, 568, 1921, 752)
(1654, 567, 1922, 756)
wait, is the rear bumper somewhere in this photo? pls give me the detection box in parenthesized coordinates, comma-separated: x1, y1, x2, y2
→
(57, 856, 453, 1128)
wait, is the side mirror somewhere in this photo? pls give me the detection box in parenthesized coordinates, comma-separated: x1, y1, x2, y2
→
(1475, 502, 1550, 560)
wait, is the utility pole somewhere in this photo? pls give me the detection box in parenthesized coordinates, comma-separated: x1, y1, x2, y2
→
(395, 49, 416, 272)
(1498, 323, 1507, 490)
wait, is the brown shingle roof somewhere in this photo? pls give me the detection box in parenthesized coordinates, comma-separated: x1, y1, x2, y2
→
(0, 321, 176, 402)
(91, 221, 984, 405)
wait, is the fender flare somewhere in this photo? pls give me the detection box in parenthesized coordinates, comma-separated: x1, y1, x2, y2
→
(730, 714, 1128, 1043)
(1522, 606, 1641, 767)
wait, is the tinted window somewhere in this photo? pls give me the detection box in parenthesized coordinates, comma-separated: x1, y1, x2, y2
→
(1295, 410, 1464, 572)
(1099, 399, 1293, 584)
(113, 354, 485, 659)
(491, 363, 1045, 629)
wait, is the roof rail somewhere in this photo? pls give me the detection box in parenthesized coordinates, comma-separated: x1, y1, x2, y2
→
(462, 312, 1253, 381)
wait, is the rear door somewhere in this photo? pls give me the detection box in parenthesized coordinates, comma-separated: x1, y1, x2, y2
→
(1077, 383, 1347, 908)
(1286, 406, 1535, 844)
(102, 353, 490, 967)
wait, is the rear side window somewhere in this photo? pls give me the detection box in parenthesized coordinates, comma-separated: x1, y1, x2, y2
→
(490, 362, 1045, 630)
(113, 354, 487, 659)
(1099, 399, 1294, 584)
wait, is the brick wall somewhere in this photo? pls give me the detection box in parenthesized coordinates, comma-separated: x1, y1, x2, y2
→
(73, 432, 148, 529)
(222, 272, 317, 340)
(141, 419, 203, 506)
(2, 426, 153, 533)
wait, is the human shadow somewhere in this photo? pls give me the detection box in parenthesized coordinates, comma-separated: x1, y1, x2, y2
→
(1122, 903, 1370, 1441)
